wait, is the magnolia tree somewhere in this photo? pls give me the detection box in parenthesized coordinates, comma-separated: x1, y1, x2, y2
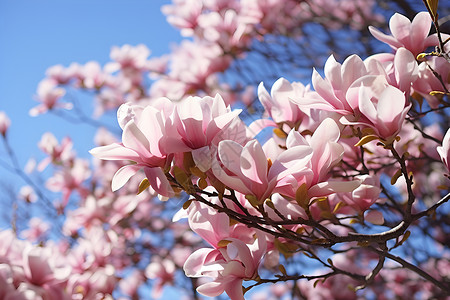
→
(1, 0, 450, 299)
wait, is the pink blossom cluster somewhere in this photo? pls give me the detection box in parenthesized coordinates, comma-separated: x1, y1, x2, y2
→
(0, 228, 122, 300)
(89, 10, 449, 298)
(30, 44, 164, 117)
(30, 0, 384, 119)
(151, 0, 383, 101)
(1, 2, 449, 299)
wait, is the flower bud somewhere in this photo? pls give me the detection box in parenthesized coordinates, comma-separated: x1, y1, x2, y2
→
(0, 111, 11, 137)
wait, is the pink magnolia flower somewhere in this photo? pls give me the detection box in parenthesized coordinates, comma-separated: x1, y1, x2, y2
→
(284, 118, 344, 187)
(184, 233, 267, 300)
(46, 63, 81, 84)
(18, 185, 37, 203)
(299, 254, 361, 300)
(21, 217, 50, 242)
(94, 85, 129, 116)
(118, 270, 143, 298)
(327, 174, 381, 215)
(178, 201, 266, 299)
(66, 265, 117, 299)
(185, 201, 255, 248)
(369, 12, 438, 57)
(150, 40, 231, 100)
(90, 100, 184, 197)
(64, 196, 111, 234)
(257, 77, 316, 126)
(162, 0, 203, 37)
(294, 54, 376, 115)
(276, 118, 358, 203)
(30, 79, 72, 116)
(263, 119, 375, 220)
(197, 9, 252, 52)
(437, 128, 450, 173)
(20, 244, 71, 293)
(104, 44, 152, 89)
(173, 93, 244, 171)
(80, 61, 110, 89)
(342, 85, 411, 144)
(147, 54, 170, 78)
(413, 56, 450, 108)
(0, 111, 11, 137)
(46, 158, 91, 208)
(0, 264, 24, 300)
(108, 44, 151, 71)
(145, 259, 176, 299)
(366, 47, 419, 94)
(212, 138, 312, 203)
(37, 133, 74, 171)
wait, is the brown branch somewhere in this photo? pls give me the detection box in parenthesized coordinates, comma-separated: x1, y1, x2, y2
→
(412, 192, 450, 220)
(368, 246, 450, 293)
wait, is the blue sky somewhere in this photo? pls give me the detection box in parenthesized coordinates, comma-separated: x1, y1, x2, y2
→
(0, 0, 181, 183)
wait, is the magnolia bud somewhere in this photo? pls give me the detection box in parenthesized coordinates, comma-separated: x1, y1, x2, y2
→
(0, 111, 11, 137)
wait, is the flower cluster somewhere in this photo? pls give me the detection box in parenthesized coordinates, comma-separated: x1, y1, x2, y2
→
(87, 10, 449, 298)
(1, 2, 449, 299)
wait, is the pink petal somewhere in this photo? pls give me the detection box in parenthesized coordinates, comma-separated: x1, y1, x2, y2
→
(394, 48, 418, 92)
(122, 122, 151, 157)
(89, 143, 140, 161)
(323, 55, 342, 89)
(222, 260, 246, 277)
(218, 140, 243, 176)
(223, 278, 245, 300)
(197, 281, 225, 297)
(207, 109, 242, 142)
(192, 146, 213, 172)
(183, 248, 217, 277)
(376, 86, 405, 123)
(112, 164, 141, 191)
(212, 158, 252, 196)
(144, 167, 174, 197)
(211, 94, 228, 116)
(188, 202, 230, 247)
(389, 13, 411, 44)
(137, 106, 165, 156)
(410, 12, 432, 50)
(227, 240, 254, 273)
(181, 117, 207, 148)
(257, 82, 273, 116)
(270, 77, 295, 121)
(368, 26, 403, 49)
(358, 86, 378, 122)
(437, 129, 450, 171)
(285, 130, 308, 148)
(309, 180, 361, 197)
(310, 118, 341, 147)
(269, 146, 312, 182)
(247, 119, 277, 137)
(341, 55, 367, 91)
(311, 68, 345, 111)
(240, 140, 267, 185)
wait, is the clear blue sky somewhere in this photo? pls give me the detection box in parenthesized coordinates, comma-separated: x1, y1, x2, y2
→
(0, 0, 181, 182)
